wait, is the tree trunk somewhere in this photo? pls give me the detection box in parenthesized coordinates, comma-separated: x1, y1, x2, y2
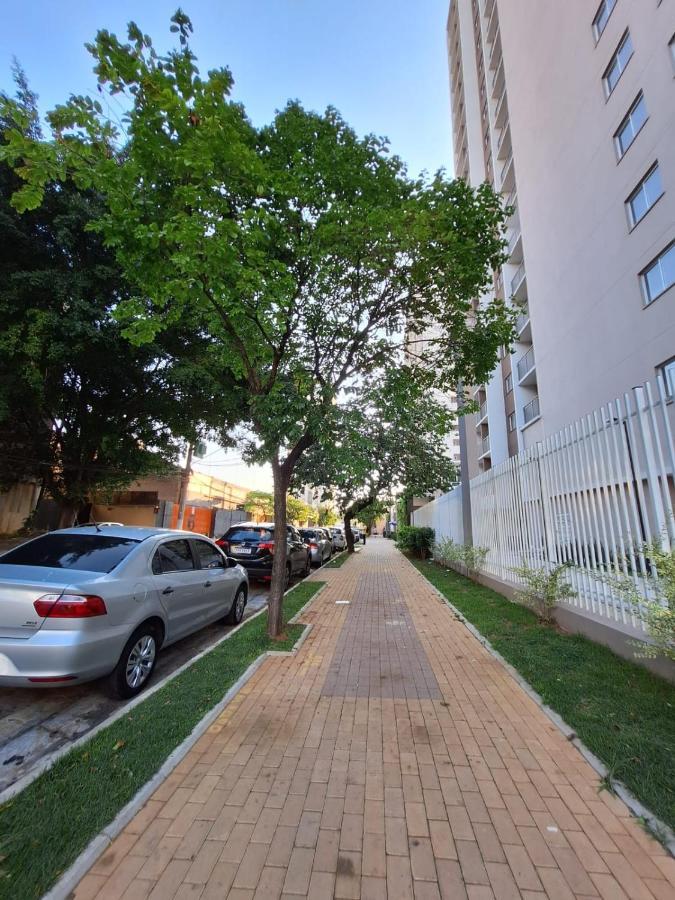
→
(58, 502, 77, 529)
(268, 458, 290, 638)
(344, 512, 354, 553)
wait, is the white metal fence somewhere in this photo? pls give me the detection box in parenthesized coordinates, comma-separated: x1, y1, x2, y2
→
(471, 377, 675, 631)
(412, 484, 464, 545)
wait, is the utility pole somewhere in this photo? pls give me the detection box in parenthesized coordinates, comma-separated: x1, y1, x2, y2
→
(176, 442, 193, 530)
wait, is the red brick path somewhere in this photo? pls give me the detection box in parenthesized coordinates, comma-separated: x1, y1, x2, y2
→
(73, 538, 675, 899)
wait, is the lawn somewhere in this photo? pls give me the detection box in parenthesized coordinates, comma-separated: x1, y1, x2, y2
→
(325, 550, 351, 568)
(0, 580, 323, 900)
(411, 559, 675, 832)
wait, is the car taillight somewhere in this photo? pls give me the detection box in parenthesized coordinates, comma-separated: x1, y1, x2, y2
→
(309, 542, 318, 549)
(258, 541, 274, 553)
(34, 594, 107, 618)
(215, 539, 228, 549)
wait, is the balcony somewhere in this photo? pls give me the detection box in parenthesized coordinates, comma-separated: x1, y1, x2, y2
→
(488, 31, 502, 72)
(495, 89, 508, 128)
(510, 261, 526, 299)
(496, 124, 511, 160)
(476, 400, 488, 426)
(486, 0, 499, 42)
(507, 229, 523, 263)
(516, 307, 532, 342)
(500, 153, 515, 192)
(516, 346, 537, 386)
(472, 383, 486, 399)
(522, 395, 541, 427)
(478, 433, 491, 459)
(492, 59, 505, 99)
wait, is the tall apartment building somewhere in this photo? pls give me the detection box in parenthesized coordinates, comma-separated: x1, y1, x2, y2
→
(447, 0, 675, 478)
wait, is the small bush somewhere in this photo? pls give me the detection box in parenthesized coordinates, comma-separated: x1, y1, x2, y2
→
(396, 525, 435, 559)
(435, 538, 488, 576)
(511, 561, 576, 623)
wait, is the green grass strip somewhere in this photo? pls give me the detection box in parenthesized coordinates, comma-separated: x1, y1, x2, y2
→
(325, 550, 351, 568)
(411, 559, 675, 831)
(0, 580, 324, 900)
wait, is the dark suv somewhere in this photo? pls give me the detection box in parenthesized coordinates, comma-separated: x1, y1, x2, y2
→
(216, 522, 310, 585)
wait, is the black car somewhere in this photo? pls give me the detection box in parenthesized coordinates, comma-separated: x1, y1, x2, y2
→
(216, 522, 310, 585)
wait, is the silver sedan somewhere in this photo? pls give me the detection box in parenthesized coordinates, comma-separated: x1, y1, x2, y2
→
(0, 526, 248, 698)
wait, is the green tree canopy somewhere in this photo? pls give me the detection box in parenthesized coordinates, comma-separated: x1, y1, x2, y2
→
(293, 368, 458, 550)
(0, 64, 242, 525)
(0, 13, 513, 631)
(243, 490, 274, 522)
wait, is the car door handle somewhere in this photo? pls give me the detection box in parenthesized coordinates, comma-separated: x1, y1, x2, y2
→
(162, 586, 174, 595)
(204, 580, 212, 588)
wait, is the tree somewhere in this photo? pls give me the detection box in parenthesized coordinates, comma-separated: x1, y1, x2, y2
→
(318, 505, 339, 527)
(286, 496, 312, 526)
(293, 368, 459, 553)
(0, 64, 241, 526)
(0, 13, 513, 634)
(244, 490, 274, 522)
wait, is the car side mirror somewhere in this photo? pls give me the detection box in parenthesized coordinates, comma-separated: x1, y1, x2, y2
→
(226, 557, 239, 568)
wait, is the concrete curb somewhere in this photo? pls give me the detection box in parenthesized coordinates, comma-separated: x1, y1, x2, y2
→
(409, 558, 675, 857)
(42, 580, 326, 900)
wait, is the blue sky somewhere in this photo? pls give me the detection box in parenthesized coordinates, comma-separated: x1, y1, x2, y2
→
(2, 0, 454, 491)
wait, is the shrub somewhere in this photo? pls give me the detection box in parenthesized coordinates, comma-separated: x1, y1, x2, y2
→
(434, 538, 488, 576)
(511, 561, 576, 623)
(396, 525, 435, 559)
(600, 542, 675, 661)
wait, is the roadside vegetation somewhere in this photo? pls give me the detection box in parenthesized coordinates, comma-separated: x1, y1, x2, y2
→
(0, 580, 323, 900)
(325, 550, 350, 568)
(411, 558, 675, 832)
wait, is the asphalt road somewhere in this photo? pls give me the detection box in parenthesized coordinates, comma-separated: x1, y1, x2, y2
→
(0, 583, 272, 795)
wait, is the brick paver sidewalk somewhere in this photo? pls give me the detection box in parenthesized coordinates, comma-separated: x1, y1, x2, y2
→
(74, 539, 675, 900)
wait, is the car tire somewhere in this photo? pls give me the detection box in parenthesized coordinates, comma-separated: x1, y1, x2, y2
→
(225, 585, 247, 625)
(107, 623, 160, 700)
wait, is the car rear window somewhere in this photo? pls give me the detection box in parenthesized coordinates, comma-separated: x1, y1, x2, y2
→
(299, 529, 318, 539)
(0, 533, 140, 573)
(226, 528, 272, 542)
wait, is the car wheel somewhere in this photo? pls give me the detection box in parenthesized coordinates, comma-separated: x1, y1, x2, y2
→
(108, 624, 159, 700)
(225, 585, 247, 625)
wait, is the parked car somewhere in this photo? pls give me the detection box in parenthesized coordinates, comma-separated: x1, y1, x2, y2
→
(299, 527, 333, 566)
(216, 522, 310, 584)
(330, 527, 346, 551)
(0, 526, 248, 698)
(351, 529, 361, 545)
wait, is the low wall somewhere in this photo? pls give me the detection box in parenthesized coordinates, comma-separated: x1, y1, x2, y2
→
(0, 483, 40, 533)
(436, 560, 675, 684)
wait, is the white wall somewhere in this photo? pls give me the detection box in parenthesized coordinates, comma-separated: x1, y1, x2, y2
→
(412, 485, 464, 545)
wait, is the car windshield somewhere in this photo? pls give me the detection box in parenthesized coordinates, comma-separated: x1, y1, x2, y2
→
(227, 528, 272, 542)
(0, 533, 140, 573)
(299, 529, 317, 539)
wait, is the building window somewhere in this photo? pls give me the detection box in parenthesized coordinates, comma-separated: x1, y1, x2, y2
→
(507, 412, 516, 432)
(658, 357, 675, 399)
(505, 372, 513, 394)
(641, 242, 675, 305)
(614, 93, 648, 159)
(626, 163, 663, 227)
(603, 31, 633, 96)
(593, 0, 616, 41)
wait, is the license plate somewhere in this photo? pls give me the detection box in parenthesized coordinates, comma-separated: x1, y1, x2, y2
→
(234, 546, 252, 555)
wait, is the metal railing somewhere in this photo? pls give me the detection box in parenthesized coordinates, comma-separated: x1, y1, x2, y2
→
(478, 401, 488, 423)
(501, 153, 513, 184)
(516, 309, 529, 334)
(507, 230, 521, 257)
(480, 434, 491, 456)
(522, 395, 540, 425)
(516, 345, 536, 382)
(510, 261, 525, 295)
